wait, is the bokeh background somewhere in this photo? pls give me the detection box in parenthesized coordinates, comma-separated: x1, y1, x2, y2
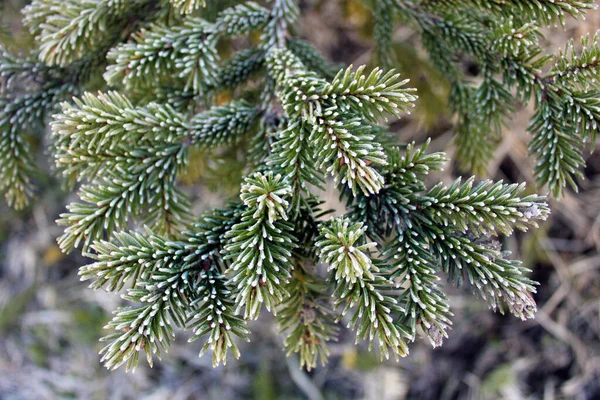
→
(1, 1, 599, 399)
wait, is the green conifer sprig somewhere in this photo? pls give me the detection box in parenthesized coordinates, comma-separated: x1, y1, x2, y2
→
(81, 206, 251, 370)
(569, 90, 600, 146)
(3, 0, 582, 371)
(418, 0, 596, 27)
(346, 140, 446, 240)
(261, 0, 299, 48)
(387, 225, 453, 348)
(267, 121, 324, 214)
(419, 178, 549, 236)
(170, 0, 206, 15)
(528, 94, 587, 197)
(23, 0, 161, 66)
(318, 217, 411, 360)
(213, 48, 266, 90)
(187, 268, 250, 367)
(267, 48, 416, 196)
(100, 291, 175, 371)
(276, 268, 339, 371)
(217, 2, 271, 36)
(53, 92, 260, 253)
(189, 100, 260, 147)
(0, 83, 77, 208)
(365, 0, 600, 196)
(105, 18, 219, 93)
(93, 235, 190, 371)
(549, 32, 600, 89)
(225, 172, 296, 319)
(316, 218, 377, 284)
(431, 231, 538, 320)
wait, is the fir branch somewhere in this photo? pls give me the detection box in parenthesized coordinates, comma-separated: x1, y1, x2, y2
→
(308, 112, 388, 196)
(56, 166, 189, 253)
(316, 218, 377, 284)
(528, 93, 586, 197)
(186, 207, 251, 366)
(0, 83, 77, 208)
(371, 0, 398, 69)
(319, 217, 411, 360)
(170, 0, 206, 14)
(454, 116, 496, 177)
(418, 177, 550, 236)
(100, 293, 174, 371)
(414, 0, 596, 27)
(549, 32, 600, 90)
(23, 0, 159, 66)
(105, 18, 219, 93)
(401, 4, 488, 61)
(387, 226, 452, 348)
(184, 203, 245, 263)
(213, 48, 266, 90)
(277, 268, 339, 371)
(430, 230, 538, 320)
(474, 71, 515, 134)
(500, 0, 596, 27)
(261, 0, 299, 48)
(225, 172, 296, 319)
(94, 236, 192, 371)
(10, 0, 570, 372)
(385, 140, 447, 189)
(52, 91, 188, 159)
(80, 231, 188, 292)
(322, 65, 417, 122)
(189, 100, 260, 147)
(216, 2, 271, 36)
(187, 268, 250, 367)
(450, 81, 498, 176)
(569, 90, 600, 146)
(491, 18, 541, 60)
(346, 140, 446, 240)
(267, 121, 324, 215)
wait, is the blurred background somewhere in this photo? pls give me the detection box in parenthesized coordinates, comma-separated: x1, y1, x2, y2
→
(1, 1, 599, 399)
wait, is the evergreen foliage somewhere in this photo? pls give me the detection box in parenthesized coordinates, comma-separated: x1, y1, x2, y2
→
(5, 0, 600, 371)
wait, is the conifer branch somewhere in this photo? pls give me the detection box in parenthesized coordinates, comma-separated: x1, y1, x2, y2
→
(277, 268, 338, 371)
(4, 0, 574, 372)
(267, 121, 324, 215)
(187, 268, 250, 367)
(189, 100, 260, 147)
(419, 177, 550, 236)
(319, 217, 411, 360)
(105, 18, 219, 93)
(213, 48, 266, 90)
(322, 66, 417, 122)
(170, 0, 206, 15)
(216, 2, 271, 36)
(261, 0, 299, 48)
(430, 230, 538, 320)
(23, 0, 160, 66)
(549, 32, 600, 89)
(93, 235, 190, 371)
(316, 218, 377, 284)
(225, 172, 296, 319)
(0, 82, 77, 208)
(528, 94, 586, 197)
(387, 226, 452, 348)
